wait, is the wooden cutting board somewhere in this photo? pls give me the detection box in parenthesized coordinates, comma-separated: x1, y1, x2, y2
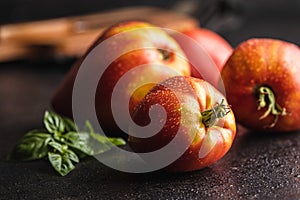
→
(0, 6, 199, 62)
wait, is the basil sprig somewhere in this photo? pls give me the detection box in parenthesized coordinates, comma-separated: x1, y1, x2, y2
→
(9, 110, 126, 176)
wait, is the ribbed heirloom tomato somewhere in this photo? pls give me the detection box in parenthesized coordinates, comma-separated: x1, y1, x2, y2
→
(128, 76, 236, 172)
(222, 38, 300, 132)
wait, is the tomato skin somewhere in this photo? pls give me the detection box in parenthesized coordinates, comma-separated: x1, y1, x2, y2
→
(128, 76, 236, 172)
(221, 38, 300, 132)
(173, 28, 233, 84)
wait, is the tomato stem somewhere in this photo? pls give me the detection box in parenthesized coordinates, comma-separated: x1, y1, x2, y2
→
(256, 86, 288, 128)
(201, 99, 231, 127)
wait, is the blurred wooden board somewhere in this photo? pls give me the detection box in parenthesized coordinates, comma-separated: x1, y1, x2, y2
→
(0, 6, 199, 62)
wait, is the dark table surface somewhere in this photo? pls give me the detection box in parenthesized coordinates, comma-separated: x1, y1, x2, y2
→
(1, 1, 300, 199)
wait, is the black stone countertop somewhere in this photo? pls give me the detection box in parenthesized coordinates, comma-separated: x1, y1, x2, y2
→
(1, 1, 300, 199)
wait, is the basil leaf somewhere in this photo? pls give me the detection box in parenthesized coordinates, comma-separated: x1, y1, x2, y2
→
(88, 133, 125, 155)
(108, 137, 126, 146)
(10, 111, 126, 176)
(83, 120, 126, 155)
(89, 132, 125, 146)
(48, 141, 79, 163)
(44, 111, 65, 135)
(10, 130, 52, 161)
(84, 120, 94, 132)
(86, 120, 126, 147)
(63, 117, 78, 132)
(48, 152, 62, 171)
(87, 138, 111, 155)
(89, 132, 109, 144)
(61, 131, 94, 156)
(64, 149, 79, 163)
(60, 153, 75, 176)
(22, 129, 52, 139)
(48, 140, 64, 153)
(48, 152, 75, 176)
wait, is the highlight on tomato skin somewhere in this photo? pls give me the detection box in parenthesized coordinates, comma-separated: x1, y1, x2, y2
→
(128, 76, 236, 172)
(221, 38, 300, 132)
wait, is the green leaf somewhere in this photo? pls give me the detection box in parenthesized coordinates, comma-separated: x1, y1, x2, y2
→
(61, 131, 94, 156)
(85, 120, 126, 146)
(84, 120, 126, 155)
(84, 120, 94, 133)
(10, 130, 52, 161)
(48, 141, 78, 164)
(10, 111, 126, 176)
(87, 138, 111, 155)
(64, 149, 79, 163)
(90, 132, 109, 144)
(48, 152, 62, 171)
(44, 110, 65, 135)
(108, 137, 126, 146)
(88, 132, 126, 155)
(48, 152, 75, 176)
(90, 132, 125, 146)
(60, 154, 75, 176)
(63, 117, 78, 132)
(48, 140, 65, 153)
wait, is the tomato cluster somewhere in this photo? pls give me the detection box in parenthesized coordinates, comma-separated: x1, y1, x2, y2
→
(52, 21, 300, 173)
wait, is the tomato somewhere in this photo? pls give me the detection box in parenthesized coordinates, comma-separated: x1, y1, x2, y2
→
(172, 28, 233, 87)
(128, 76, 236, 172)
(221, 38, 300, 132)
(51, 21, 190, 138)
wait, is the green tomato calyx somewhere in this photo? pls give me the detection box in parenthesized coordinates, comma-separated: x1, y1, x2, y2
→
(257, 86, 288, 128)
(201, 99, 231, 127)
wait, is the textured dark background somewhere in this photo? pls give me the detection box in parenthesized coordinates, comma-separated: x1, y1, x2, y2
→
(1, 0, 300, 199)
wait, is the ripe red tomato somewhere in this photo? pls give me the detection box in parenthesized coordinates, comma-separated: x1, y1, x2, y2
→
(221, 38, 300, 132)
(51, 21, 190, 138)
(172, 28, 233, 87)
(128, 76, 236, 172)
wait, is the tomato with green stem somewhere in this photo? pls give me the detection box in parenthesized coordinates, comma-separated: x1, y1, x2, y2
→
(128, 76, 236, 172)
(221, 38, 300, 132)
